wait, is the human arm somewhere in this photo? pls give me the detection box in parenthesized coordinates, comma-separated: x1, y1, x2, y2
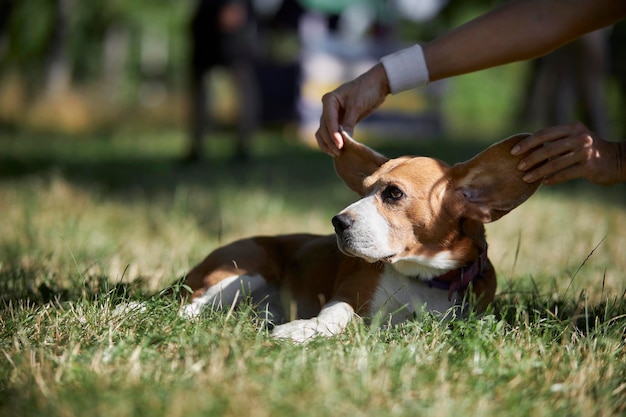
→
(315, 0, 626, 155)
(423, 0, 626, 82)
(511, 123, 626, 186)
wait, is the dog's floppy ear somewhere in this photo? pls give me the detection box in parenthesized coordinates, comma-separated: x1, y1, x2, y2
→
(448, 133, 541, 223)
(333, 130, 389, 196)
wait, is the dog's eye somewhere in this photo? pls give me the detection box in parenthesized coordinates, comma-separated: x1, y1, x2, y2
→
(382, 185, 404, 202)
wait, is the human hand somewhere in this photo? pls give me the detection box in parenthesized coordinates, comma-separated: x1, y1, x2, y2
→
(315, 63, 390, 156)
(511, 122, 626, 185)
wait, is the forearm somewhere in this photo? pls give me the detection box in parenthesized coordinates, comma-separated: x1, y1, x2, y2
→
(424, 0, 625, 81)
(382, 0, 626, 91)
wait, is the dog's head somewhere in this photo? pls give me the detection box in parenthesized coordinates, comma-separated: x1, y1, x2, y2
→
(332, 132, 541, 278)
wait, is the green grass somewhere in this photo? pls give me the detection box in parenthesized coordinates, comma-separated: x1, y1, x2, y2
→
(1, 130, 625, 417)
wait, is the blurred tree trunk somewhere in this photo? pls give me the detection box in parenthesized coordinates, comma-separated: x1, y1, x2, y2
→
(103, 25, 130, 100)
(517, 30, 609, 139)
(45, 0, 71, 96)
(0, 0, 15, 64)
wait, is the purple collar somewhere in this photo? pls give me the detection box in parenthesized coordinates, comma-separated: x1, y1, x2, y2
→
(427, 248, 488, 301)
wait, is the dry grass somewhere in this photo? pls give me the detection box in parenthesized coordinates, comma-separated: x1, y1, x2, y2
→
(0, 130, 624, 417)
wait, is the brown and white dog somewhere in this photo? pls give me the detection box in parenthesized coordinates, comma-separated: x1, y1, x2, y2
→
(178, 132, 540, 342)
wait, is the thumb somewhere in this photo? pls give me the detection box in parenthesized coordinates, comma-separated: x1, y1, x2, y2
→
(340, 109, 359, 138)
(333, 111, 358, 150)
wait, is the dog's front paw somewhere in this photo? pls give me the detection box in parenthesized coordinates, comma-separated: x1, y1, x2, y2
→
(271, 319, 329, 343)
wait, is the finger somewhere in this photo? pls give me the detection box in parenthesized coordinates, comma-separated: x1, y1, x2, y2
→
(522, 150, 582, 183)
(315, 124, 339, 156)
(518, 137, 578, 172)
(315, 126, 338, 156)
(333, 131, 344, 150)
(542, 165, 584, 185)
(511, 125, 571, 155)
(315, 118, 338, 156)
(320, 93, 343, 148)
(339, 126, 355, 146)
(510, 133, 551, 156)
(339, 105, 360, 140)
(317, 140, 333, 156)
(338, 124, 353, 137)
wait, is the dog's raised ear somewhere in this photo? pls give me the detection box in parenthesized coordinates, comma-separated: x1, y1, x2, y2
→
(333, 130, 389, 196)
(447, 133, 541, 223)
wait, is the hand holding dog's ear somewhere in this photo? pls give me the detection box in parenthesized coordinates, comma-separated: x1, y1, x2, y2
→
(512, 123, 626, 185)
(316, 64, 390, 157)
(450, 133, 542, 223)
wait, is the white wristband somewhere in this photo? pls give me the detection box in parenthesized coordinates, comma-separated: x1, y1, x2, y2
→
(380, 44, 430, 94)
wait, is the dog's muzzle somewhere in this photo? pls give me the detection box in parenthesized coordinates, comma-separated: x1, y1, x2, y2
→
(331, 213, 392, 263)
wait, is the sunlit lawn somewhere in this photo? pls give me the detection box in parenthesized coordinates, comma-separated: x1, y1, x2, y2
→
(1, 129, 625, 416)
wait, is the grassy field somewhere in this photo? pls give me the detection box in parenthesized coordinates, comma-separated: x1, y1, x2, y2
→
(1, 130, 625, 417)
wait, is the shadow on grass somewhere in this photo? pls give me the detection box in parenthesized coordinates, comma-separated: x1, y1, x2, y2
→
(0, 130, 516, 220)
(0, 261, 151, 307)
(492, 285, 626, 337)
(2, 130, 624, 213)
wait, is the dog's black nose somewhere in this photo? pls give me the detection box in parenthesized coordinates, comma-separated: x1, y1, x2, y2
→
(332, 214, 353, 234)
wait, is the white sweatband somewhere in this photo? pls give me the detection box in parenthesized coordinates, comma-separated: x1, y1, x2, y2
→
(380, 44, 430, 94)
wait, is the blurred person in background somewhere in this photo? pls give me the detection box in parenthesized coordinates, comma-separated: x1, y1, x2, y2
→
(517, 31, 610, 141)
(316, 0, 626, 187)
(184, 0, 260, 163)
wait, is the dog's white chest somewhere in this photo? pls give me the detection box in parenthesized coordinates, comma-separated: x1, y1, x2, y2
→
(368, 266, 456, 325)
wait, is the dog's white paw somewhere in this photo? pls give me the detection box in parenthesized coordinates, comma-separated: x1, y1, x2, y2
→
(179, 302, 203, 319)
(111, 301, 147, 317)
(271, 319, 331, 343)
(271, 301, 354, 343)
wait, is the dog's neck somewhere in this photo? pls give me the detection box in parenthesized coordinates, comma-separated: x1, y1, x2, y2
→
(426, 247, 488, 301)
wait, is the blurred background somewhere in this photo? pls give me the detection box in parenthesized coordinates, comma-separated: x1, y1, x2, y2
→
(0, 0, 624, 152)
